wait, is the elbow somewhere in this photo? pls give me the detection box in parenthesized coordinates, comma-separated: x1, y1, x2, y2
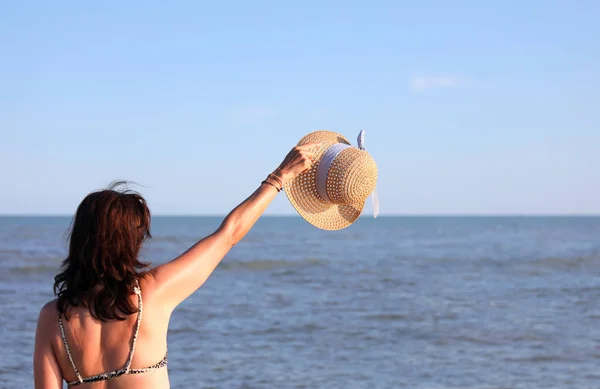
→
(218, 218, 238, 247)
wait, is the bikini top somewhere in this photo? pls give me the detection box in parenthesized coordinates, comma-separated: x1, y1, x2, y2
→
(58, 281, 168, 386)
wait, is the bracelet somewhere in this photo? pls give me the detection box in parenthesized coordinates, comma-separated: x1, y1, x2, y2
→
(262, 180, 282, 192)
(268, 173, 283, 189)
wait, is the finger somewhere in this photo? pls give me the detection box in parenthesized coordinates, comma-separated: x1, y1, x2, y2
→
(297, 152, 314, 162)
(300, 154, 316, 165)
(297, 153, 311, 163)
(300, 148, 318, 156)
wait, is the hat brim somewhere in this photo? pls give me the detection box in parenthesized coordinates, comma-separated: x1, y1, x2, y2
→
(284, 130, 366, 231)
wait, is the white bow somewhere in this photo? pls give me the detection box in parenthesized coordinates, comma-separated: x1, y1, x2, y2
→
(357, 129, 379, 218)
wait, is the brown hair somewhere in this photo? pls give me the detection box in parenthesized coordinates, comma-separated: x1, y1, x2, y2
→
(54, 181, 152, 321)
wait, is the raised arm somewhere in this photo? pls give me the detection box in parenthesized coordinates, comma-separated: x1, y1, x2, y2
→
(148, 142, 319, 311)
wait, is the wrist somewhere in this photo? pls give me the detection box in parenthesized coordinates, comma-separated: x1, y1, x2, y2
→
(272, 168, 292, 186)
(261, 177, 282, 192)
(262, 171, 284, 192)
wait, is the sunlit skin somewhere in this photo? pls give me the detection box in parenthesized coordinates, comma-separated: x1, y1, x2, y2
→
(33, 143, 320, 389)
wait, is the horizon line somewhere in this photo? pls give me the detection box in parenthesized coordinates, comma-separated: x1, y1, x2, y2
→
(1, 213, 600, 218)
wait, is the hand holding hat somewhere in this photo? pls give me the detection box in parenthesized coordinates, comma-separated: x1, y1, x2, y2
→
(273, 142, 322, 186)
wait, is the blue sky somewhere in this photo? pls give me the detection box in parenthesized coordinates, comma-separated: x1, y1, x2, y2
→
(1, 1, 599, 215)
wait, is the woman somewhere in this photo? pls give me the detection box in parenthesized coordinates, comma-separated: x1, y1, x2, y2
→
(33, 143, 319, 388)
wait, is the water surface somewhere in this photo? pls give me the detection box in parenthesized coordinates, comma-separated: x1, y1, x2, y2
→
(1, 216, 599, 388)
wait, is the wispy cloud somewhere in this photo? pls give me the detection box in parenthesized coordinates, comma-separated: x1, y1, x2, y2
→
(232, 105, 276, 124)
(410, 74, 462, 92)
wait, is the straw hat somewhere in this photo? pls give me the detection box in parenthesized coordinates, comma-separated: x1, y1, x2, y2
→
(284, 130, 379, 230)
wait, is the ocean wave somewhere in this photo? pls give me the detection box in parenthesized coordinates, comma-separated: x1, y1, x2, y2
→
(219, 258, 325, 272)
(249, 322, 326, 335)
(168, 325, 200, 335)
(420, 387, 514, 389)
(528, 255, 600, 270)
(0, 249, 24, 256)
(152, 235, 186, 244)
(504, 354, 584, 363)
(420, 254, 600, 271)
(452, 335, 503, 345)
(0, 248, 66, 262)
(8, 264, 60, 275)
(364, 314, 409, 322)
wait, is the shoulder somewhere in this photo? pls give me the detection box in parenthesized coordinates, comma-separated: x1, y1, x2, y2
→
(37, 299, 58, 324)
(34, 300, 59, 346)
(137, 273, 165, 309)
(139, 272, 158, 296)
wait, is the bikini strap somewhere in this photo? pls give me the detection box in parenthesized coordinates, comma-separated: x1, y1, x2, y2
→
(58, 315, 84, 385)
(124, 279, 143, 374)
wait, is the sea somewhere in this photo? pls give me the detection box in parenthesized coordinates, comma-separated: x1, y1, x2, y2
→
(1, 216, 599, 389)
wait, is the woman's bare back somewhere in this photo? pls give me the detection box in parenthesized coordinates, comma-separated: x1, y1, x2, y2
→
(41, 277, 170, 389)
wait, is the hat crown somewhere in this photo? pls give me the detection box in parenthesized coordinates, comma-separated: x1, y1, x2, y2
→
(325, 148, 378, 205)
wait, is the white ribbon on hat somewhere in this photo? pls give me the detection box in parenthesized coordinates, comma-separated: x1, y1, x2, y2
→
(316, 143, 352, 204)
(357, 129, 379, 219)
(315, 130, 379, 218)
